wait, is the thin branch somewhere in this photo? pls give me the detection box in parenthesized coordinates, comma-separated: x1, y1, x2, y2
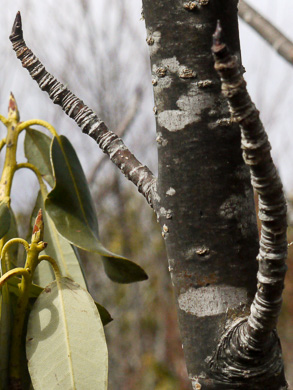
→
(10, 12, 156, 208)
(239, 0, 293, 65)
(212, 21, 287, 346)
(88, 87, 143, 185)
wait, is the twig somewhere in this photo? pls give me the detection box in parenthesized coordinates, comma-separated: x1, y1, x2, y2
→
(88, 87, 143, 185)
(212, 21, 287, 345)
(10, 12, 156, 208)
(239, 0, 293, 65)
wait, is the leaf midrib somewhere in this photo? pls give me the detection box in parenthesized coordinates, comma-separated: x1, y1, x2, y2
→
(57, 278, 76, 389)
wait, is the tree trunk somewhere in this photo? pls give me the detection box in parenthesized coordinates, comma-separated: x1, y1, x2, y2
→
(142, 1, 286, 388)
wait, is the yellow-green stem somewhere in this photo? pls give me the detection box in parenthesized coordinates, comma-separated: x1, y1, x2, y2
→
(17, 119, 59, 139)
(0, 267, 29, 289)
(0, 115, 8, 126)
(15, 163, 48, 198)
(1, 238, 29, 274)
(0, 138, 6, 152)
(0, 98, 20, 202)
(9, 241, 46, 385)
(38, 255, 61, 280)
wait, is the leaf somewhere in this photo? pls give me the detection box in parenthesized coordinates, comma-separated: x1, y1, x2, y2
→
(24, 128, 54, 187)
(7, 277, 113, 326)
(45, 136, 102, 253)
(95, 302, 113, 326)
(31, 191, 88, 289)
(0, 201, 11, 240)
(26, 277, 108, 390)
(101, 256, 148, 284)
(45, 136, 148, 283)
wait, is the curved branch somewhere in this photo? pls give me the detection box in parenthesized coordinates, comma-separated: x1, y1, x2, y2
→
(38, 255, 62, 280)
(15, 162, 47, 197)
(212, 21, 287, 344)
(10, 12, 156, 208)
(88, 87, 143, 184)
(239, 0, 293, 65)
(0, 115, 8, 126)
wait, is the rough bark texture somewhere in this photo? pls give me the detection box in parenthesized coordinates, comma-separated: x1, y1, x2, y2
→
(210, 22, 287, 389)
(142, 1, 286, 389)
(9, 12, 156, 208)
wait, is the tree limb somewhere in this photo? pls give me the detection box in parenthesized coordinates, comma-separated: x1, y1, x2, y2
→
(239, 0, 293, 65)
(88, 87, 143, 185)
(9, 12, 156, 208)
(211, 21, 287, 380)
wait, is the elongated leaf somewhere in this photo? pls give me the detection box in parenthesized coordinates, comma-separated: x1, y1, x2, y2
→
(0, 201, 11, 240)
(94, 302, 113, 326)
(24, 128, 54, 187)
(26, 277, 108, 390)
(7, 276, 112, 326)
(101, 256, 148, 284)
(45, 136, 104, 253)
(32, 191, 88, 289)
(46, 136, 148, 283)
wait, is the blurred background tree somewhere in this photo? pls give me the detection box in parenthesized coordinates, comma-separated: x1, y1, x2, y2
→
(1, 0, 293, 388)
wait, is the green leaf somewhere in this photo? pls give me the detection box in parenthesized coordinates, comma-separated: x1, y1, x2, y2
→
(45, 136, 102, 253)
(32, 191, 88, 289)
(26, 277, 108, 389)
(0, 201, 11, 240)
(7, 277, 113, 326)
(101, 256, 148, 284)
(45, 136, 148, 283)
(24, 128, 54, 187)
(95, 302, 113, 326)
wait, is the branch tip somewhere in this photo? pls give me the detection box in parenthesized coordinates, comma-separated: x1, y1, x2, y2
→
(10, 11, 23, 40)
(9, 12, 156, 208)
(213, 20, 223, 46)
(32, 208, 44, 243)
(8, 92, 20, 121)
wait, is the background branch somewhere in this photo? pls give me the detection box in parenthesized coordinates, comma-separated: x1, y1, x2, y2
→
(88, 87, 143, 185)
(239, 0, 293, 65)
(10, 12, 156, 208)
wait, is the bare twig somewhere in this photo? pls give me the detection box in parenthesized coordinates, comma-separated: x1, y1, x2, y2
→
(212, 19, 287, 348)
(88, 87, 143, 185)
(239, 0, 293, 65)
(9, 12, 156, 208)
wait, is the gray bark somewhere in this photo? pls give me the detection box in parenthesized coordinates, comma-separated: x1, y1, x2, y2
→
(142, 1, 287, 388)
